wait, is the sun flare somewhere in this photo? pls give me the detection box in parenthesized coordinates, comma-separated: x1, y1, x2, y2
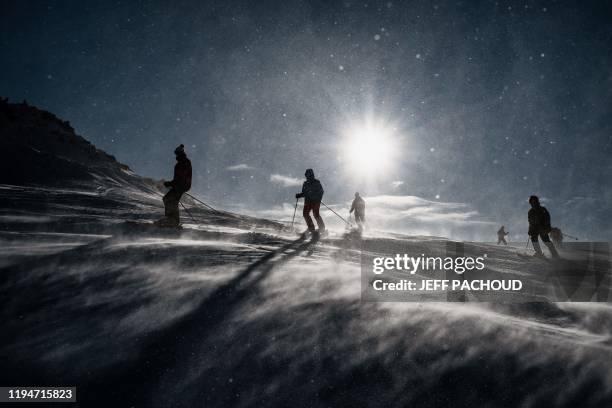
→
(341, 121, 398, 177)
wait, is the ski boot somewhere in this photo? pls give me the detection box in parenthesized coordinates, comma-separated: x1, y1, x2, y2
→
(532, 241, 546, 258)
(300, 229, 315, 239)
(155, 217, 181, 228)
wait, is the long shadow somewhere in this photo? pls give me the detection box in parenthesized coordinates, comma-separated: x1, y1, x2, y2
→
(78, 234, 317, 407)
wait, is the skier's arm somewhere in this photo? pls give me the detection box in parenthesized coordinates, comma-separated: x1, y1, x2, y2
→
(173, 162, 192, 191)
(543, 208, 552, 232)
(172, 163, 186, 188)
(349, 201, 355, 213)
(295, 182, 306, 199)
(314, 181, 323, 200)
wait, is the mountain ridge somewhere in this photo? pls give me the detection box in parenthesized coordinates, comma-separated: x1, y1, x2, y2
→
(0, 98, 161, 192)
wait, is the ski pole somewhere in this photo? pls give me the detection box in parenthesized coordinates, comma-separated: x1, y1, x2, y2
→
(564, 233, 579, 240)
(184, 192, 218, 212)
(179, 201, 198, 225)
(321, 201, 351, 226)
(525, 237, 530, 249)
(290, 198, 298, 229)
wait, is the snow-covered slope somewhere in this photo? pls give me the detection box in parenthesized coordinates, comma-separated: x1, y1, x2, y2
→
(0, 102, 611, 407)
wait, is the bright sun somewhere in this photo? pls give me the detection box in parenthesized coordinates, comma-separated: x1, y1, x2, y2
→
(342, 121, 397, 176)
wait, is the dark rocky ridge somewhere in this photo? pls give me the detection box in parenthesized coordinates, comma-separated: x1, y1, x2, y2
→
(0, 98, 159, 191)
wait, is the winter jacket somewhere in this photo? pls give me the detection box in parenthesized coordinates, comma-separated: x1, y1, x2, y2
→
(528, 205, 551, 236)
(297, 178, 324, 204)
(172, 154, 192, 192)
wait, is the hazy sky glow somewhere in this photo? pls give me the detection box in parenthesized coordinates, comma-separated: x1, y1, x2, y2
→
(1, 0, 611, 239)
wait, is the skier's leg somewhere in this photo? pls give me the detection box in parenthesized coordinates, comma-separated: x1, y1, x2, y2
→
(541, 233, 560, 258)
(312, 202, 325, 231)
(163, 190, 173, 217)
(531, 235, 544, 255)
(502, 237, 507, 245)
(356, 213, 364, 230)
(303, 203, 315, 231)
(163, 189, 181, 226)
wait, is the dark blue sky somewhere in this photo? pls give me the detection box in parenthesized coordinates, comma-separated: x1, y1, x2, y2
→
(1, 0, 611, 239)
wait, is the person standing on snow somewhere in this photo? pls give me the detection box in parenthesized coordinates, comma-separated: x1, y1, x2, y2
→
(527, 195, 560, 258)
(349, 192, 366, 231)
(497, 225, 509, 245)
(158, 144, 192, 227)
(295, 168, 325, 234)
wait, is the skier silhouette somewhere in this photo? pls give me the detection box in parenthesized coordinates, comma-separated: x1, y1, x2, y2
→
(349, 192, 366, 231)
(528, 195, 560, 258)
(497, 225, 509, 245)
(295, 168, 325, 234)
(157, 144, 192, 227)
